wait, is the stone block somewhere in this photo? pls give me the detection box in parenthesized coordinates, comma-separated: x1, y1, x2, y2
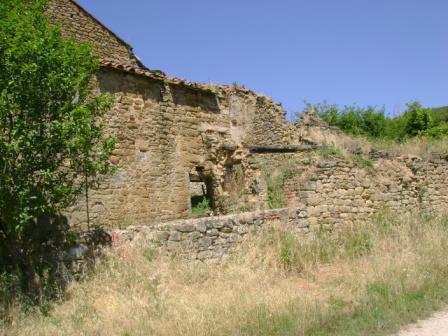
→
(156, 231, 170, 241)
(177, 224, 196, 233)
(169, 231, 181, 242)
(206, 229, 219, 237)
(198, 237, 213, 249)
(196, 222, 207, 233)
(212, 220, 225, 229)
(220, 227, 233, 233)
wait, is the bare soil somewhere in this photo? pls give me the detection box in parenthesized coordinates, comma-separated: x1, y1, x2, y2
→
(397, 309, 448, 336)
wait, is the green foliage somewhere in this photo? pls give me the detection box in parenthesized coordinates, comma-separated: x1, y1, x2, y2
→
(278, 232, 298, 270)
(266, 169, 295, 209)
(311, 101, 448, 141)
(402, 101, 431, 137)
(313, 102, 388, 138)
(191, 196, 211, 217)
(352, 153, 374, 169)
(0, 0, 115, 299)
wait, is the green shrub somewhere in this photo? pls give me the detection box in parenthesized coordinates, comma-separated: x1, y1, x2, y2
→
(309, 101, 448, 141)
(191, 197, 211, 217)
(402, 101, 431, 137)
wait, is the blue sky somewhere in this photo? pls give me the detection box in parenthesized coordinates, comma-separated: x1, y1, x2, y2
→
(77, 0, 447, 119)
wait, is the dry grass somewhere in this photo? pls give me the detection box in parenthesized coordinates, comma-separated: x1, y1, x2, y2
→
(3, 212, 448, 336)
(371, 137, 448, 158)
(316, 127, 448, 160)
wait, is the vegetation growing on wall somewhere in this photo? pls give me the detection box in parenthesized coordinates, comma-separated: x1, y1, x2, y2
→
(258, 158, 299, 209)
(310, 101, 448, 141)
(191, 196, 212, 217)
(0, 0, 115, 302)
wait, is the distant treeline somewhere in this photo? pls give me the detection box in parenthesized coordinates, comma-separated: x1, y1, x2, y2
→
(308, 102, 448, 141)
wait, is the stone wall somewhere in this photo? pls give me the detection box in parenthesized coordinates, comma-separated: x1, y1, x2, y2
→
(284, 153, 448, 228)
(110, 207, 308, 260)
(46, 0, 143, 69)
(47, 1, 448, 233)
(45, 1, 300, 228)
(67, 69, 295, 228)
(413, 156, 448, 213)
(104, 151, 448, 261)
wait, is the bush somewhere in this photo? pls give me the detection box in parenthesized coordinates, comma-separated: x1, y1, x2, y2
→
(191, 196, 212, 217)
(313, 102, 388, 138)
(402, 101, 431, 137)
(0, 0, 115, 301)
(310, 101, 448, 141)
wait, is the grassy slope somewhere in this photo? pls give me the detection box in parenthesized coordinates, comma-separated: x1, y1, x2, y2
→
(3, 212, 448, 336)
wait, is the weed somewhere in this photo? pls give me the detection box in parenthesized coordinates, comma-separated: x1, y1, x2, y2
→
(191, 196, 211, 217)
(352, 153, 374, 169)
(278, 232, 298, 271)
(317, 145, 344, 158)
(5, 212, 448, 336)
(143, 247, 157, 263)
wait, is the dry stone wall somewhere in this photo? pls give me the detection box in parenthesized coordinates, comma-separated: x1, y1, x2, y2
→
(413, 156, 448, 213)
(110, 207, 308, 260)
(284, 154, 448, 228)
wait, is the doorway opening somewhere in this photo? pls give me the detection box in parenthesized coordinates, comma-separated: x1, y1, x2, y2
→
(189, 166, 213, 217)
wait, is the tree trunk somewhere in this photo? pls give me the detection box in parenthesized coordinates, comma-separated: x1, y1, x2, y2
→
(0, 222, 43, 302)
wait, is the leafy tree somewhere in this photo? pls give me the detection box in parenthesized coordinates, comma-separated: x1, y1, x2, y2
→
(402, 101, 431, 137)
(0, 0, 115, 299)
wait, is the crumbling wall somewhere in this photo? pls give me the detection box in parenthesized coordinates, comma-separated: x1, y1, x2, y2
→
(48, 0, 448, 232)
(46, 1, 299, 228)
(67, 69, 294, 228)
(283, 154, 448, 228)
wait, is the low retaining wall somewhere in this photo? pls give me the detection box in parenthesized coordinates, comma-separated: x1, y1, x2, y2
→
(110, 207, 308, 260)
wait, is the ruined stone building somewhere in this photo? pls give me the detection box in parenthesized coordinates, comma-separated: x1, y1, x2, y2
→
(46, 0, 301, 228)
(47, 1, 448, 236)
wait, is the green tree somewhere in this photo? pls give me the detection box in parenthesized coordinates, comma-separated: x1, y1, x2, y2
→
(313, 102, 387, 138)
(0, 0, 115, 299)
(402, 101, 431, 137)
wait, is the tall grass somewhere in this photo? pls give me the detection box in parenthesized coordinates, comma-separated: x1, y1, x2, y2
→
(3, 212, 448, 335)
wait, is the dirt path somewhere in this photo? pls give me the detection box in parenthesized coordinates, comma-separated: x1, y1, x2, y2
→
(397, 310, 448, 336)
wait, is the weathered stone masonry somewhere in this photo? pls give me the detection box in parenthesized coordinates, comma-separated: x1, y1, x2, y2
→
(111, 207, 309, 261)
(48, 0, 296, 228)
(47, 0, 448, 243)
(282, 152, 448, 227)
